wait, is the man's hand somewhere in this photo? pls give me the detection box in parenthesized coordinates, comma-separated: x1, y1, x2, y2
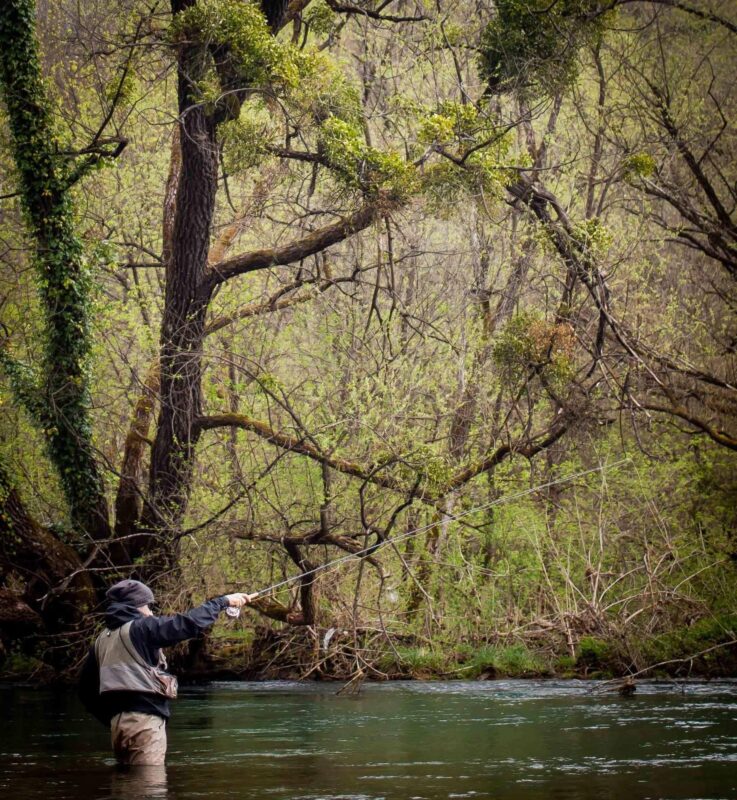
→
(225, 592, 257, 608)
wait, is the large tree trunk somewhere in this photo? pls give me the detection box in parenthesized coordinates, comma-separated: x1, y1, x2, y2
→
(145, 1, 219, 566)
(0, 462, 95, 631)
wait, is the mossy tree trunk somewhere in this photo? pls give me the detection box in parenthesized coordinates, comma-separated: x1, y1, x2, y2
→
(0, 0, 111, 542)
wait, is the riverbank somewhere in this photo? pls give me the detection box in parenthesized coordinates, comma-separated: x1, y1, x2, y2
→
(203, 614, 737, 682)
(3, 613, 735, 685)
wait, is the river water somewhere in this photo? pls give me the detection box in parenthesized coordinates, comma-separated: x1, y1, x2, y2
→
(1, 680, 736, 799)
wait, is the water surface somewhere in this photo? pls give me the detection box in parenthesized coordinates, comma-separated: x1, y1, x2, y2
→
(1, 680, 736, 799)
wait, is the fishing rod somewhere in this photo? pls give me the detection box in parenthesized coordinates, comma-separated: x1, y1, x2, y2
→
(225, 458, 630, 617)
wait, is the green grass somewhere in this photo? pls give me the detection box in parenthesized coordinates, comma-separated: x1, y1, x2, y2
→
(390, 646, 451, 676)
(458, 644, 548, 678)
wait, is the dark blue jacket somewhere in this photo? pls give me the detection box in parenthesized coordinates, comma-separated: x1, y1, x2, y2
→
(78, 596, 229, 724)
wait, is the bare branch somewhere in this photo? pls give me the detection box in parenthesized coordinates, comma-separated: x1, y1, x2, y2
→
(203, 196, 392, 292)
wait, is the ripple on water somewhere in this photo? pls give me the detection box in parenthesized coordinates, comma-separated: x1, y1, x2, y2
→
(3, 681, 737, 800)
(188, 678, 737, 699)
(290, 795, 385, 800)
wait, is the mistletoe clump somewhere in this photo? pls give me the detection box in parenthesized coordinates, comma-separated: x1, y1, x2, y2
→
(171, 0, 319, 115)
(418, 102, 515, 212)
(493, 312, 576, 386)
(479, 0, 611, 96)
(319, 116, 418, 200)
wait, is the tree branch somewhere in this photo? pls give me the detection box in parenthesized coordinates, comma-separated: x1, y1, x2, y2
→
(203, 197, 390, 292)
(195, 411, 412, 494)
(639, 402, 737, 451)
(194, 411, 571, 501)
(446, 419, 569, 490)
(325, 0, 428, 23)
(204, 266, 373, 335)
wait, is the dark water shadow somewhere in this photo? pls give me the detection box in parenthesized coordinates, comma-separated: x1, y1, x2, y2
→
(108, 765, 167, 800)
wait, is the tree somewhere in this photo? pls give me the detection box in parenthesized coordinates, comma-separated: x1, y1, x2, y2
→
(0, 0, 734, 678)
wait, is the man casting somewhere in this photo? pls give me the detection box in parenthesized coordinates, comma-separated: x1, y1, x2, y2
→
(79, 579, 254, 765)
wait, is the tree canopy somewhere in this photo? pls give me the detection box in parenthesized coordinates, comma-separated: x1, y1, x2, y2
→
(0, 0, 735, 680)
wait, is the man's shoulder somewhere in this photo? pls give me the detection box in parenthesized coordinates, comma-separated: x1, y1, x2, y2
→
(126, 615, 161, 661)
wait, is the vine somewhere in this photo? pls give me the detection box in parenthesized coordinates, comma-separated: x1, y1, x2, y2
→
(0, 0, 108, 536)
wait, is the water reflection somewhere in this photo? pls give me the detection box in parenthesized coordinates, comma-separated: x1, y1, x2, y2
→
(109, 765, 167, 799)
(1, 681, 735, 800)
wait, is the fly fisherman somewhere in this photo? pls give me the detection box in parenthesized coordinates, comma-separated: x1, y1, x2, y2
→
(79, 579, 255, 766)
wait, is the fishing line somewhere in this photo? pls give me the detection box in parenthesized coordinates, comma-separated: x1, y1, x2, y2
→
(225, 458, 630, 617)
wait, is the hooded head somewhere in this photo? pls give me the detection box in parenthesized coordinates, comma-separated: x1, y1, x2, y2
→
(105, 579, 155, 629)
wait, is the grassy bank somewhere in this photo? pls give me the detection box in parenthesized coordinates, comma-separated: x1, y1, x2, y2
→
(180, 613, 737, 683)
(2, 624, 735, 685)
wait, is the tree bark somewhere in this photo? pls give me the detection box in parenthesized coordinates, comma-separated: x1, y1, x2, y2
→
(146, 2, 219, 559)
(0, 462, 95, 629)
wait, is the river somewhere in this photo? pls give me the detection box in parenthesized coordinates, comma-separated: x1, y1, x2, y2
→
(1, 680, 735, 799)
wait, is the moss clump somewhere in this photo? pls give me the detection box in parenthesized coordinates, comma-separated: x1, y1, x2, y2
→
(640, 614, 737, 676)
(576, 636, 613, 676)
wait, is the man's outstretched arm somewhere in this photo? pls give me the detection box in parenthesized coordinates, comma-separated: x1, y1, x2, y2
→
(133, 593, 255, 649)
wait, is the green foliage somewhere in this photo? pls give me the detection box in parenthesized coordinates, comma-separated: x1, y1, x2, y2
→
(0, 649, 52, 680)
(0, 353, 46, 427)
(389, 645, 451, 676)
(319, 116, 418, 199)
(479, 0, 610, 96)
(379, 643, 548, 678)
(571, 217, 613, 258)
(622, 152, 656, 180)
(104, 67, 139, 107)
(554, 654, 577, 676)
(408, 444, 453, 492)
(576, 636, 612, 671)
(418, 101, 483, 147)
(421, 156, 509, 214)
(220, 105, 272, 173)
(460, 643, 547, 677)
(289, 59, 362, 127)
(172, 1, 417, 198)
(171, 0, 314, 100)
(640, 614, 737, 675)
(492, 311, 575, 385)
(417, 101, 514, 212)
(303, 0, 339, 38)
(0, 0, 105, 532)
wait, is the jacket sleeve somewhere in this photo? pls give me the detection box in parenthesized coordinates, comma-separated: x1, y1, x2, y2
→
(78, 646, 109, 726)
(133, 596, 230, 649)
